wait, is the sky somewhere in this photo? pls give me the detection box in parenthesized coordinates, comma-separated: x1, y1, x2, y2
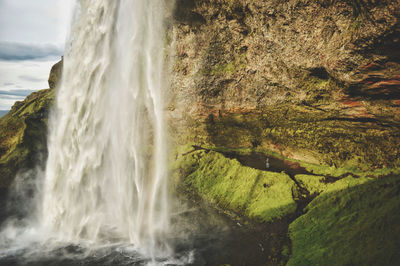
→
(0, 0, 75, 110)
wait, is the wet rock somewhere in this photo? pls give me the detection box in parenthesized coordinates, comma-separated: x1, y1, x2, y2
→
(48, 58, 63, 89)
(168, 0, 400, 169)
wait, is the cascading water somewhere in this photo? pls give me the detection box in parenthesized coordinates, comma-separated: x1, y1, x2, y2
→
(0, 2, 283, 265)
(41, 0, 171, 258)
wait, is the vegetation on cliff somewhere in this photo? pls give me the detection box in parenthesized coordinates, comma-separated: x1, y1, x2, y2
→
(169, 0, 400, 169)
(0, 89, 54, 188)
(173, 147, 298, 222)
(289, 175, 400, 265)
(169, 2, 400, 261)
(173, 146, 400, 265)
(0, 59, 61, 188)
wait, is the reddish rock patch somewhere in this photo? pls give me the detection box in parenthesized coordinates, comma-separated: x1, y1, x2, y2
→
(361, 62, 382, 71)
(341, 99, 364, 107)
(393, 100, 400, 106)
(369, 80, 400, 89)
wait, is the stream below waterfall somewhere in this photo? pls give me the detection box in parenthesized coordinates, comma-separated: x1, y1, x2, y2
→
(0, 194, 290, 266)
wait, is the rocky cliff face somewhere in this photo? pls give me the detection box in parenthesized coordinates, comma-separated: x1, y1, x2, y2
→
(169, 0, 400, 168)
(169, 2, 400, 264)
(0, 59, 61, 189)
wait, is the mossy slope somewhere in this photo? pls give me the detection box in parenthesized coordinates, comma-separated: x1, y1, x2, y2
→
(173, 145, 400, 264)
(0, 59, 61, 188)
(0, 89, 54, 188)
(174, 148, 298, 222)
(289, 175, 400, 265)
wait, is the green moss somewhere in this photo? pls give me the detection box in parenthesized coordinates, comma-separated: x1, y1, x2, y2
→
(210, 61, 236, 75)
(288, 175, 400, 265)
(0, 88, 54, 188)
(15, 89, 54, 117)
(201, 53, 247, 76)
(207, 144, 400, 180)
(281, 245, 290, 258)
(351, 15, 362, 31)
(175, 148, 298, 222)
(301, 76, 330, 90)
(201, 107, 400, 169)
(48, 59, 63, 89)
(298, 159, 400, 178)
(294, 173, 372, 197)
(186, 69, 399, 169)
(294, 174, 327, 195)
(205, 113, 265, 148)
(297, 75, 336, 105)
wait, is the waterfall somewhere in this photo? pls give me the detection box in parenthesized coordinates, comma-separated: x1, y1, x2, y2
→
(41, 0, 171, 258)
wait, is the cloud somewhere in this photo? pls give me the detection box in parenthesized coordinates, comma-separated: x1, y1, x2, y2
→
(0, 58, 57, 110)
(0, 0, 74, 110)
(18, 75, 43, 83)
(0, 42, 63, 61)
(0, 90, 36, 97)
(0, 0, 75, 46)
(0, 94, 21, 99)
(0, 97, 24, 110)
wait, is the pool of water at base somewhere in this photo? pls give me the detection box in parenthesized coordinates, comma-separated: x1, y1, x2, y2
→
(0, 198, 287, 266)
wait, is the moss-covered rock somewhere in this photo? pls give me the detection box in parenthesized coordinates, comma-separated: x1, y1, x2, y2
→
(0, 59, 62, 188)
(188, 108, 400, 168)
(48, 58, 63, 89)
(173, 147, 298, 222)
(0, 89, 54, 188)
(168, 0, 400, 170)
(0, 59, 62, 189)
(293, 175, 327, 195)
(288, 175, 400, 265)
(172, 142, 400, 264)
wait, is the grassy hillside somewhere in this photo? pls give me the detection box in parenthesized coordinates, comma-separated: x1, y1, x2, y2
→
(0, 89, 54, 188)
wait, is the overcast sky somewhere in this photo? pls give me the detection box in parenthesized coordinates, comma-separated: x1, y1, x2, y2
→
(0, 0, 75, 110)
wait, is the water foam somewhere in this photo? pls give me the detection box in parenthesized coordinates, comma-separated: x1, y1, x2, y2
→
(41, 0, 171, 259)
